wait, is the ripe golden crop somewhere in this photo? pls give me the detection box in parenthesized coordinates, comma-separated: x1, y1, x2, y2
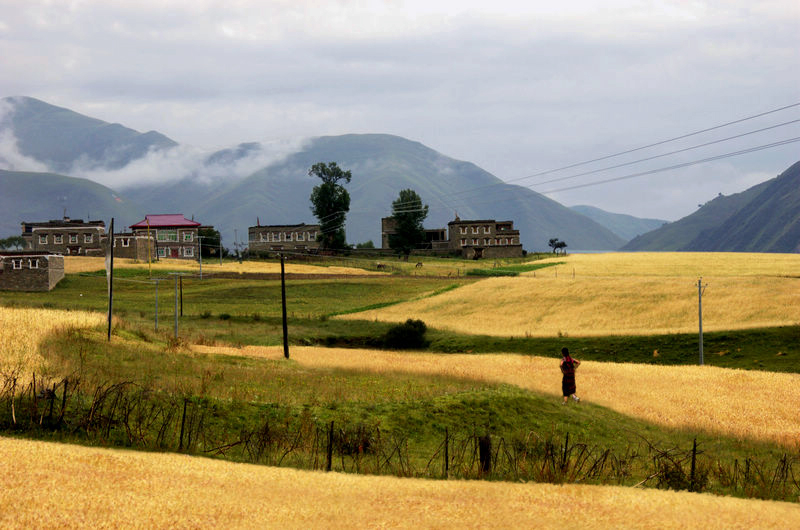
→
(2, 436, 798, 528)
(193, 345, 800, 448)
(0, 307, 105, 379)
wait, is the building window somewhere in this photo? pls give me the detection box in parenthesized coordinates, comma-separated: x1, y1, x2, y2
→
(29, 259, 39, 269)
(471, 226, 478, 234)
(13, 259, 23, 269)
(183, 232, 193, 242)
(272, 232, 280, 242)
(472, 238, 478, 245)
(184, 247, 194, 257)
(460, 239, 467, 247)
(260, 233, 266, 242)
(296, 232, 305, 241)
(460, 227, 467, 235)
(157, 230, 178, 242)
(157, 247, 166, 257)
(54, 234, 63, 244)
(285, 232, 293, 241)
(484, 226, 490, 234)
(484, 238, 491, 245)
(122, 238, 130, 247)
(308, 232, 316, 241)
(39, 235, 47, 244)
(84, 234, 93, 243)
(69, 234, 78, 243)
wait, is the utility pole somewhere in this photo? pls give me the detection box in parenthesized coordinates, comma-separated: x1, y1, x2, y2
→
(198, 236, 203, 280)
(280, 253, 289, 359)
(698, 277, 707, 365)
(107, 218, 114, 342)
(174, 274, 179, 339)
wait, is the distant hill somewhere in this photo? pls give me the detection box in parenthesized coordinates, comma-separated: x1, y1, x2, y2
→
(124, 134, 627, 251)
(0, 169, 143, 237)
(569, 205, 667, 242)
(0, 96, 177, 172)
(623, 161, 799, 253)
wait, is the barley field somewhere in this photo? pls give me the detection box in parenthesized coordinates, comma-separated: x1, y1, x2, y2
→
(192, 345, 800, 448)
(339, 253, 800, 336)
(538, 251, 800, 277)
(63, 256, 386, 276)
(1, 437, 797, 529)
(0, 307, 105, 379)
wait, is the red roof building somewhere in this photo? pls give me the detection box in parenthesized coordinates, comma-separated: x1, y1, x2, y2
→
(130, 214, 204, 260)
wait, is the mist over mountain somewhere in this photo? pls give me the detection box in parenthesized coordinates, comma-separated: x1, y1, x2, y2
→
(15, 95, 797, 253)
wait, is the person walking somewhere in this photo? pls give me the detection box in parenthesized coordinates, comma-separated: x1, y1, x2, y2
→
(560, 347, 581, 405)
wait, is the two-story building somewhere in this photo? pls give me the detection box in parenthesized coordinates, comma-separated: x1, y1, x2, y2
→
(21, 218, 106, 256)
(129, 214, 203, 260)
(447, 216, 523, 259)
(380, 217, 448, 251)
(248, 223, 321, 254)
(0, 251, 65, 291)
(111, 232, 155, 260)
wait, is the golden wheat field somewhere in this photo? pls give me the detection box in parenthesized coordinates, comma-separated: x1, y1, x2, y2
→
(63, 256, 386, 276)
(192, 345, 800, 448)
(0, 307, 105, 380)
(1, 436, 797, 529)
(339, 252, 800, 336)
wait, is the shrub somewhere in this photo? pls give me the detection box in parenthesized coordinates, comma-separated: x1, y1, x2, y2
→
(384, 319, 429, 349)
(219, 313, 231, 321)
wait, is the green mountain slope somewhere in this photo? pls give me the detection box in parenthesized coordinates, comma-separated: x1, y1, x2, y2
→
(0, 169, 143, 237)
(570, 205, 667, 242)
(1, 96, 177, 172)
(621, 180, 774, 251)
(683, 161, 800, 252)
(132, 134, 626, 251)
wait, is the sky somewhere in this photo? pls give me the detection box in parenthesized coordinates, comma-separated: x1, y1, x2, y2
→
(1, 0, 799, 221)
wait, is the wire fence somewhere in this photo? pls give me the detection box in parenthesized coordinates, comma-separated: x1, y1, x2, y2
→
(1, 372, 797, 502)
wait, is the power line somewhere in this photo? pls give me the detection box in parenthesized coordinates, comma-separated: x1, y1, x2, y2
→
(539, 136, 800, 194)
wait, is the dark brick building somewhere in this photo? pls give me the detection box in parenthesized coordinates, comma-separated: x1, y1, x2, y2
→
(447, 217, 523, 259)
(248, 223, 321, 253)
(0, 252, 65, 291)
(21, 218, 106, 256)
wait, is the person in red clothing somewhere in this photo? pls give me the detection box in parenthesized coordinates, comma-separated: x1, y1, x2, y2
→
(560, 347, 581, 405)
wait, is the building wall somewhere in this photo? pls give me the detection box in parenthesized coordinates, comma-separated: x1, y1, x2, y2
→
(22, 222, 106, 256)
(447, 219, 523, 258)
(132, 227, 199, 260)
(381, 217, 447, 250)
(248, 224, 321, 253)
(113, 234, 155, 261)
(0, 254, 64, 291)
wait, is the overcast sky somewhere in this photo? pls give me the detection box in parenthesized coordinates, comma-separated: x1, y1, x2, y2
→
(1, 0, 798, 221)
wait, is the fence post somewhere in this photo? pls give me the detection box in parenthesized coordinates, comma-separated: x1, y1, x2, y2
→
(444, 427, 449, 478)
(326, 420, 334, 472)
(178, 399, 188, 451)
(58, 378, 68, 425)
(690, 438, 697, 492)
(479, 434, 492, 475)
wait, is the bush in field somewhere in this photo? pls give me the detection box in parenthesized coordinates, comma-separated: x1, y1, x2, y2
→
(384, 319, 429, 349)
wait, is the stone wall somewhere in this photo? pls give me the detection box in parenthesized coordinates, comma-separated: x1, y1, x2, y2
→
(0, 254, 65, 291)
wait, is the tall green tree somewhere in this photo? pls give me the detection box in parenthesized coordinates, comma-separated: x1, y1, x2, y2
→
(309, 162, 351, 250)
(388, 189, 429, 259)
(0, 236, 26, 250)
(198, 227, 227, 258)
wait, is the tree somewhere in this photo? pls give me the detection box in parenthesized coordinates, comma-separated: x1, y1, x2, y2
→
(388, 189, 429, 259)
(0, 236, 26, 250)
(548, 238, 567, 255)
(309, 162, 351, 250)
(355, 240, 375, 249)
(197, 228, 227, 258)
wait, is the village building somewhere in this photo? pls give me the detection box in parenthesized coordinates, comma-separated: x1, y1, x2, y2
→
(129, 214, 204, 260)
(0, 251, 65, 291)
(248, 223, 321, 254)
(21, 218, 106, 256)
(380, 217, 448, 251)
(111, 232, 155, 261)
(447, 217, 523, 259)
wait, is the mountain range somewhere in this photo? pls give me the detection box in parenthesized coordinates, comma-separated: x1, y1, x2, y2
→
(1, 96, 797, 253)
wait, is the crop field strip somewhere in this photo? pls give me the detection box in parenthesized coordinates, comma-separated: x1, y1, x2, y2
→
(338, 251, 800, 336)
(193, 345, 800, 448)
(2, 436, 798, 528)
